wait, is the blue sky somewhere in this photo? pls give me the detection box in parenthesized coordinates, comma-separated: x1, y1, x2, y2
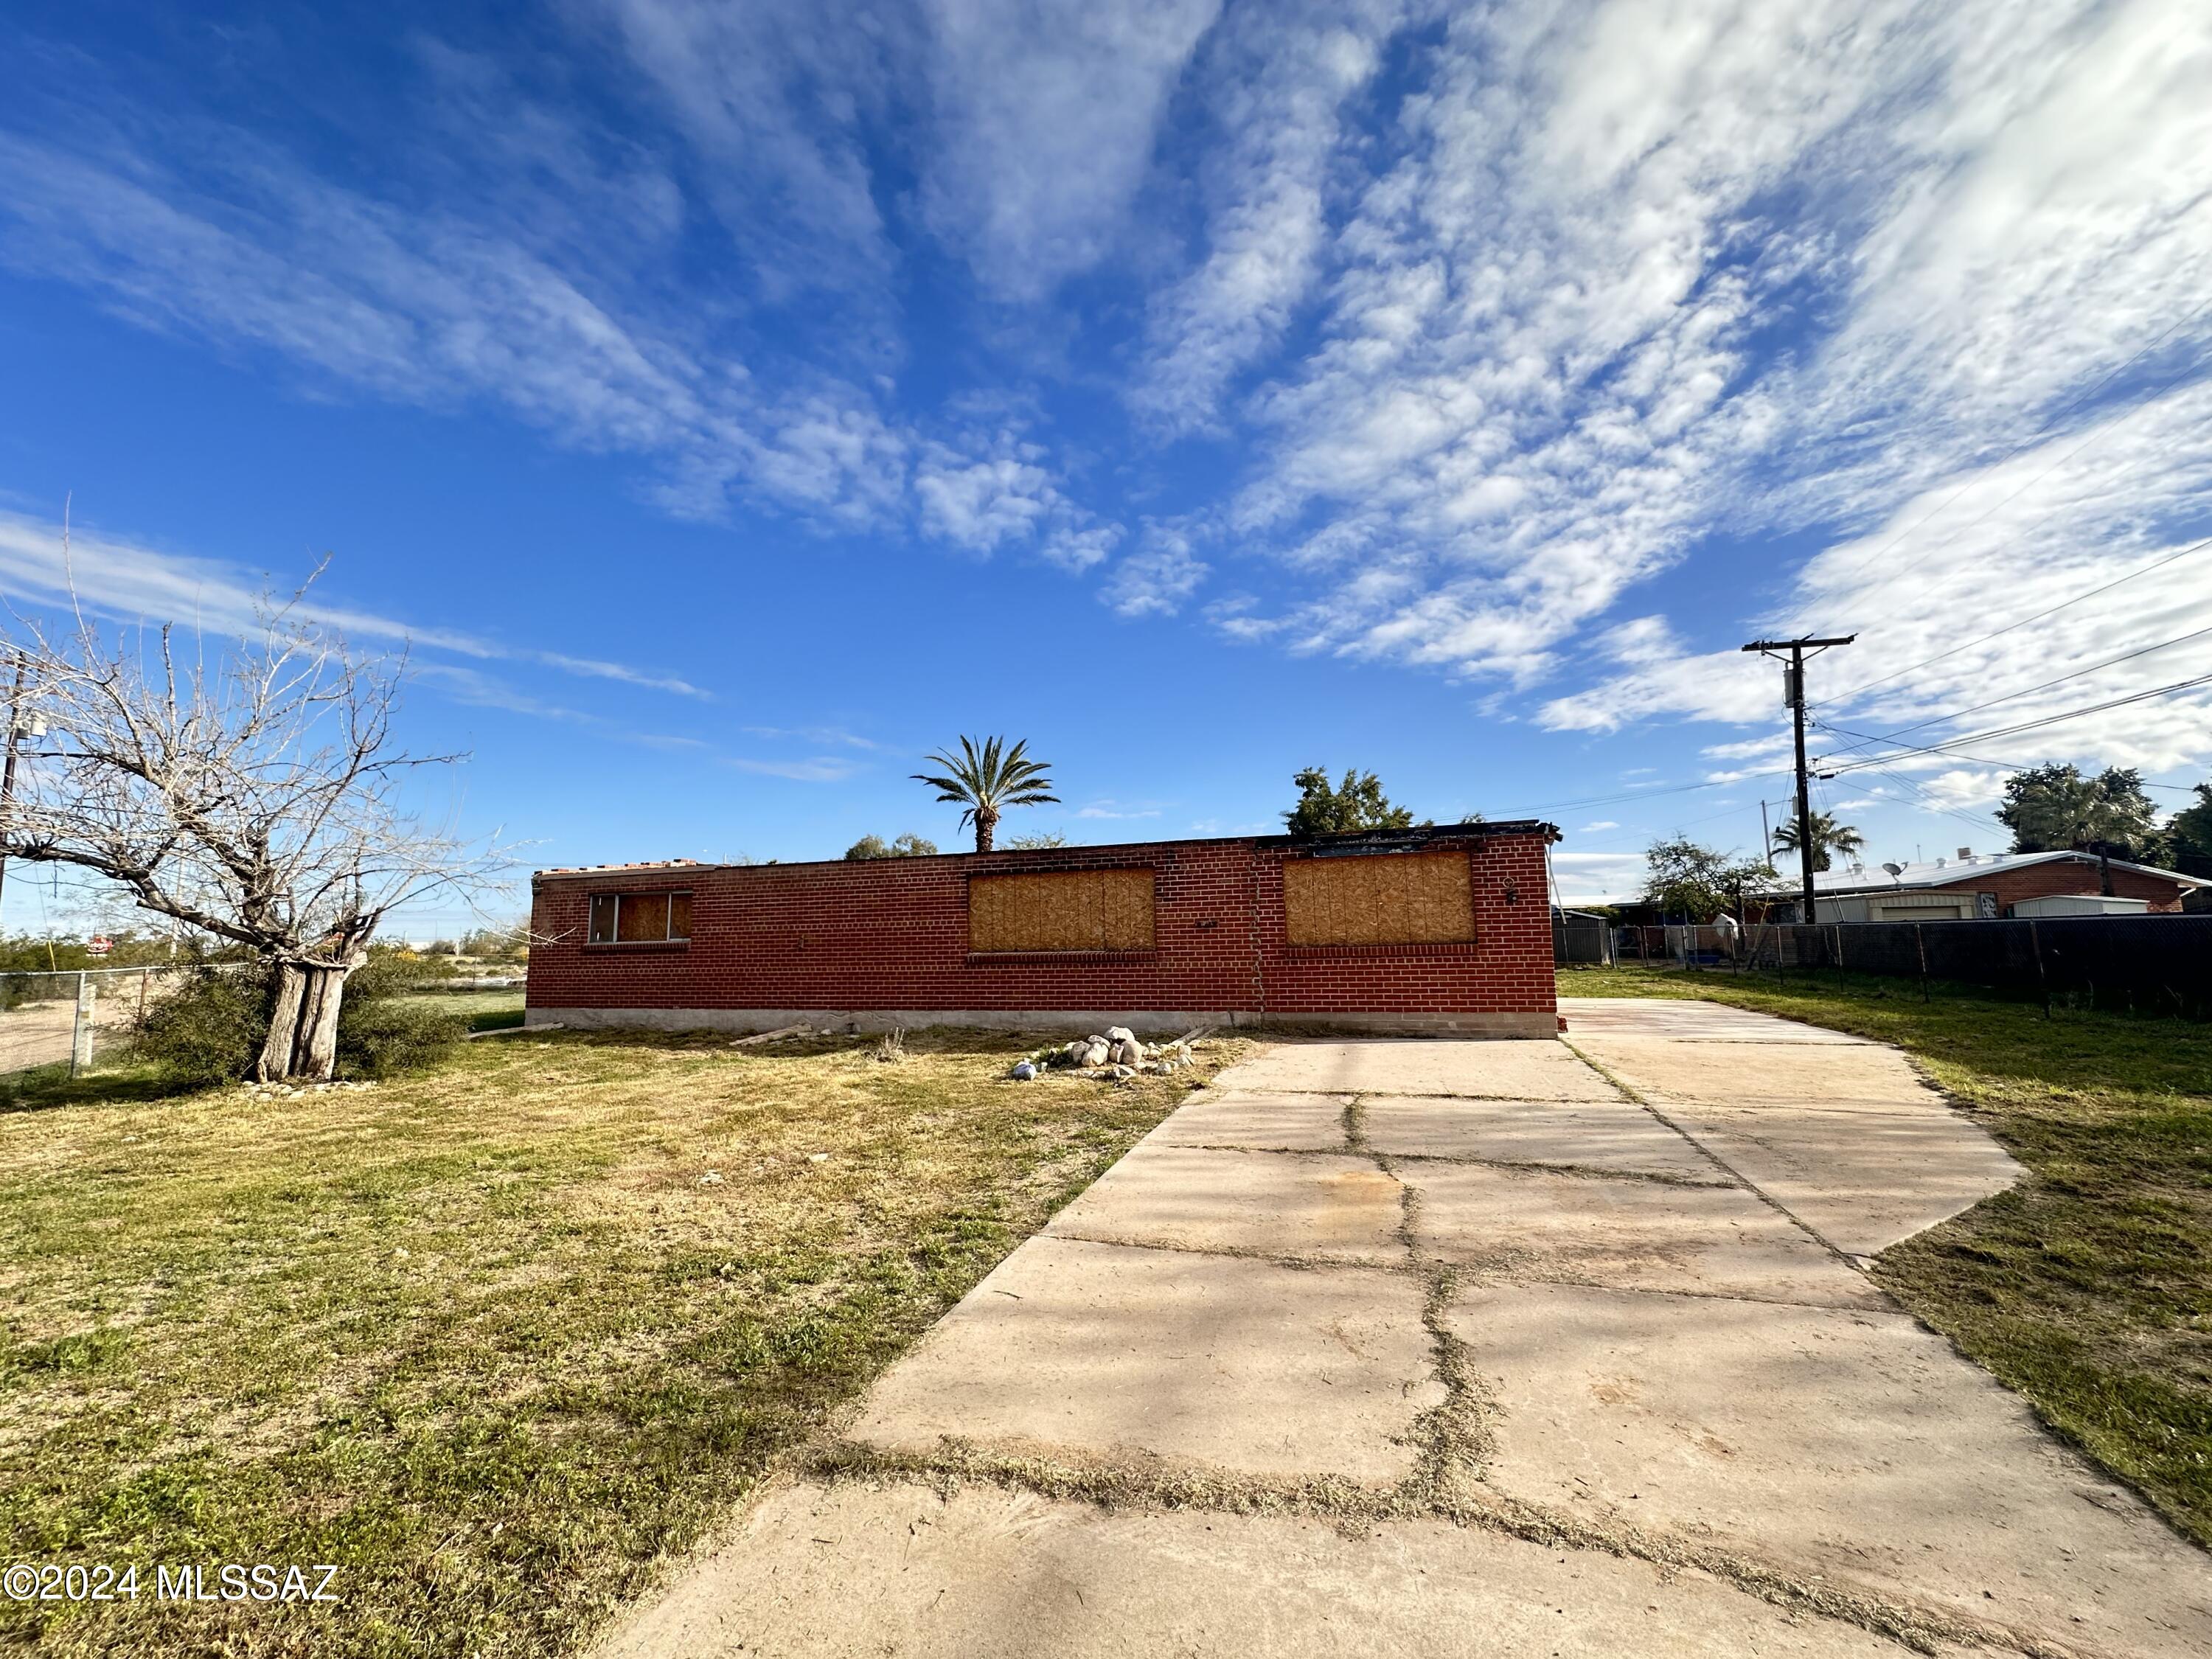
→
(2, 0, 2210, 932)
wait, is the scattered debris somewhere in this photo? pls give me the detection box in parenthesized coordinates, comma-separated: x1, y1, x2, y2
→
(240, 1079, 379, 1096)
(808, 1152, 830, 1163)
(731, 1023, 814, 1047)
(467, 1023, 557, 1041)
(699, 1170, 726, 1186)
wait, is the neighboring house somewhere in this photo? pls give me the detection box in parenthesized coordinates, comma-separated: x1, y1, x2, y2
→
(1766, 849, 2209, 922)
(526, 821, 1564, 1039)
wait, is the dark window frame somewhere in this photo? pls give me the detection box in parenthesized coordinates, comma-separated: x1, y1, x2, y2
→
(586, 890, 692, 945)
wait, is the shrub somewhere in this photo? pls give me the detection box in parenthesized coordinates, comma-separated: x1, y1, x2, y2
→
(133, 953, 465, 1085)
(133, 964, 269, 1086)
(335, 953, 465, 1077)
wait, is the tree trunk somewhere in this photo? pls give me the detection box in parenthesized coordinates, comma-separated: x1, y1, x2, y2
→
(974, 808, 998, 853)
(253, 961, 354, 1082)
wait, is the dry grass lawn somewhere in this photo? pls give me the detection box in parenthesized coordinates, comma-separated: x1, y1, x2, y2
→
(0, 1026, 1241, 1657)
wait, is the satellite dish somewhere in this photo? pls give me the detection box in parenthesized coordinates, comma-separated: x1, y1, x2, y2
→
(1881, 862, 1905, 881)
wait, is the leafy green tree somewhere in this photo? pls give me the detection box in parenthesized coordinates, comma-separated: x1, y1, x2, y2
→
(1769, 811, 1865, 874)
(912, 737, 1059, 853)
(844, 832, 939, 860)
(2166, 783, 2212, 877)
(1283, 768, 1416, 837)
(1004, 831, 1068, 849)
(1641, 837, 1773, 922)
(1996, 764, 2166, 860)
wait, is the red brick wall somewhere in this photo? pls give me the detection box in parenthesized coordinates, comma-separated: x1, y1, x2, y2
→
(524, 827, 1559, 1029)
(1933, 859, 2191, 914)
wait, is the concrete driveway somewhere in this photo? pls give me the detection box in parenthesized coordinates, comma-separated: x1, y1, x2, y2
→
(597, 1000, 2210, 1659)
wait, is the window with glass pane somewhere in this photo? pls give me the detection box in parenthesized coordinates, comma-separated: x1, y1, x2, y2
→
(587, 891, 692, 944)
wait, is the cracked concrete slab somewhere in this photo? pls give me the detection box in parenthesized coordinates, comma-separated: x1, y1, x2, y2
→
(596, 1478, 1947, 1659)
(1573, 1034, 1942, 1108)
(1047, 1144, 1405, 1263)
(1405, 1161, 1886, 1308)
(1448, 1281, 2212, 1659)
(1665, 1102, 2025, 1256)
(603, 1004, 2203, 1658)
(848, 1234, 1440, 1483)
(1559, 996, 1873, 1043)
(1223, 1037, 1620, 1099)
(1360, 1094, 1725, 1181)
(1144, 1089, 1353, 1151)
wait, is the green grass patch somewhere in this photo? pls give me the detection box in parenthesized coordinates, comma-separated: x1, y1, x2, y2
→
(1564, 963, 2212, 1545)
(0, 1026, 1241, 1656)
(395, 989, 526, 1034)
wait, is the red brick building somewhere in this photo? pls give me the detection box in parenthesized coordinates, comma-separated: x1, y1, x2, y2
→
(525, 821, 1562, 1039)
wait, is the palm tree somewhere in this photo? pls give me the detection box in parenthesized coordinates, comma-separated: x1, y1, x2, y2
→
(912, 736, 1060, 852)
(1770, 811, 1865, 874)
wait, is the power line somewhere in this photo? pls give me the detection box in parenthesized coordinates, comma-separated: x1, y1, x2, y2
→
(1828, 616, 2212, 754)
(1826, 669, 2212, 776)
(1487, 768, 1792, 817)
(1816, 533, 2212, 708)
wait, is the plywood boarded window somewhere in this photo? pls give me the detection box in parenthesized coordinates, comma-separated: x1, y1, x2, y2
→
(588, 891, 692, 943)
(970, 869, 1155, 953)
(1283, 852, 1473, 946)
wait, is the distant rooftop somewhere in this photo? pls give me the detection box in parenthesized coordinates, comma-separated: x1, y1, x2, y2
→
(1805, 849, 2209, 894)
(1559, 846, 2211, 911)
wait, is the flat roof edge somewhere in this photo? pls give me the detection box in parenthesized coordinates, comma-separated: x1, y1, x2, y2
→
(532, 819, 1561, 882)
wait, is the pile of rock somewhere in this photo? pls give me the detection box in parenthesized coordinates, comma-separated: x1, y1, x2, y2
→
(1065, 1026, 1147, 1070)
(1011, 1026, 1200, 1084)
(239, 1078, 378, 1099)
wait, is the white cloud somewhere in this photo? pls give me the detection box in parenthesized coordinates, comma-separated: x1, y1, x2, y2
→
(918, 0, 1224, 299)
(721, 756, 864, 783)
(581, 0, 908, 308)
(915, 443, 1059, 551)
(741, 725, 883, 751)
(0, 116, 921, 532)
(6, 0, 2211, 763)
(1132, 1, 1404, 431)
(1152, 0, 2212, 777)
(1550, 849, 1649, 902)
(1102, 529, 1210, 617)
(1545, 375, 2212, 771)
(1074, 799, 1164, 819)
(0, 508, 706, 703)
(1576, 820, 1618, 832)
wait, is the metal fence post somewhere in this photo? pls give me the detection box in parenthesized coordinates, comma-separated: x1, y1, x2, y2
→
(71, 971, 95, 1076)
(2030, 921, 2051, 1019)
(1915, 924, 1930, 1003)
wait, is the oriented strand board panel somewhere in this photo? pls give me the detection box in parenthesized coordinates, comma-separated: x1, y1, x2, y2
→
(1284, 852, 1474, 946)
(970, 869, 1156, 953)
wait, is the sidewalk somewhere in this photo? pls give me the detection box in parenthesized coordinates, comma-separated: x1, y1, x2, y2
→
(597, 1001, 2210, 1658)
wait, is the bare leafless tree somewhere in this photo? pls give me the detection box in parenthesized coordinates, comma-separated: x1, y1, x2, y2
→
(0, 581, 507, 1082)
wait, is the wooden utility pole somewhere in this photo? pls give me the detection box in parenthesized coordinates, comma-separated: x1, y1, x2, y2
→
(1741, 635, 1855, 926)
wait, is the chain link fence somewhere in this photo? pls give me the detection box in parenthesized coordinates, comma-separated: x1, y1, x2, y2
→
(0, 966, 194, 1078)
